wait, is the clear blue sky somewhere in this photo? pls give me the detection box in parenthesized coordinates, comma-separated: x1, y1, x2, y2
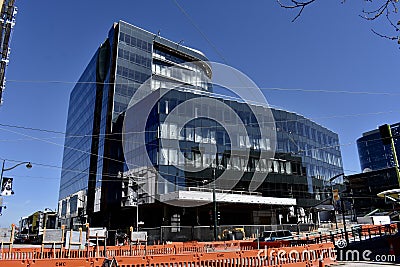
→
(0, 1, 398, 226)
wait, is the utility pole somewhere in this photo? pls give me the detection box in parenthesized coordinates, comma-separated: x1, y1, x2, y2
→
(212, 167, 218, 241)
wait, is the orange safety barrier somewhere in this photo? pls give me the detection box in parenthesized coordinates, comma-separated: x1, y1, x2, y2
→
(1, 241, 244, 260)
(0, 241, 336, 267)
(360, 223, 397, 235)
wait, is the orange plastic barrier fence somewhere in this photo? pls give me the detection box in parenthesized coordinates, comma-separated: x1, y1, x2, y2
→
(0, 242, 336, 267)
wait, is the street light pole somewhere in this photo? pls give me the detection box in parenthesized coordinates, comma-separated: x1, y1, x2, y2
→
(340, 198, 349, 244)
(329, 173, 349, 245)
(0, 160, 32, 193)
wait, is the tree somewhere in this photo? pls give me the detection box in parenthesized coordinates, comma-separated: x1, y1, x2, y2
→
(277, 0, 400, 44)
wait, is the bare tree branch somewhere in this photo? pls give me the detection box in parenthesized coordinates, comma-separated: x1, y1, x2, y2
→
(371, 28, 397, 40)
(278, 0, 400, 45)
(277, 0, 317, 22)
(360, 0, 391, 20)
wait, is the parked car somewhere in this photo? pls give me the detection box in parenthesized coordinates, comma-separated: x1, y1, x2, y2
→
(255, 230, 293, 242)
(14, 234, 30, 244)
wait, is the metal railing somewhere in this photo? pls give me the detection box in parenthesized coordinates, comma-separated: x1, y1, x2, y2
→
(186, 187, 263, 196)
(143, 223, 317, 243)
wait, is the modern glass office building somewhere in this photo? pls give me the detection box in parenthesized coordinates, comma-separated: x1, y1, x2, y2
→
(58, 21, 344, 229)
(357, 123, 400, 172)
(59, 21, 213, 228)
(122, 87, 343, 225)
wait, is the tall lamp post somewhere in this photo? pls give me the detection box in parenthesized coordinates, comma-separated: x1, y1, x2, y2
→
(328, 173, 348, 245)
(328, 173, 344, 229)
(1, 160, 32, 194)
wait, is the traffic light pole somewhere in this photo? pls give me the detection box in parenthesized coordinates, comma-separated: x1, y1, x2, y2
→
(212, 167, 218, 241)
(389, 130, 400, 186)
(340, 198, 349, 245)
(379, 124, 400, 186)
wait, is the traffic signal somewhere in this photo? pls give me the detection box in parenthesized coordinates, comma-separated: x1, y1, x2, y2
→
(379, 124, 392, 145)
(217, 211, 221, 223)
(332, 189, 340, 201)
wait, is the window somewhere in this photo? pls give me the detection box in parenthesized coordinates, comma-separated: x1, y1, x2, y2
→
(169, 124, 177, 139)
(184, 151, 193, 166)
(160, 123, 168, 138)
(160, 148, 168, 165)
(61, 200, 67, 216)
(285, 162, 292, 174)
(239, 135, 245, 148)
(171, 214, 181, 233)
(265, 138, 271, 150)
(232, 156, 240, 171)
(273, 161, 279, 173)
(210, 130, 216, 144)
(194, 152, 202, 168)
(202, 128, 210, 143)
(186, 127, 194, 141)
(169, 149, 177, 165)
(195, 128, 202, 143)
(179, 127, 185, 140)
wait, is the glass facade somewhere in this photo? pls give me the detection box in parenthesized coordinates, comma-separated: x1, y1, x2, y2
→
(59, 20, 344, 228)
(59, 54, 98, 200)
(124, 89, 343, 201)
(357, 122, 400, 172)
(115, 22, 154, 119)
(273, 109, 343, 187)
(58, 21, 212, 227)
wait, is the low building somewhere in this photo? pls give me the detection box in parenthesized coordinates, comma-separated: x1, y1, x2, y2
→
(347, 167, 399, 217)
(18, 210, 57, 243)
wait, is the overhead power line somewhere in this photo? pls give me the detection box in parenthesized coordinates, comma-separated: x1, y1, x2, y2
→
(1, 108, 399, 139)
(6, 78, 400, 96)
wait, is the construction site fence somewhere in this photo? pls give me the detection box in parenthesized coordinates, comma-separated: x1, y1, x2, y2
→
(1, 224, 398, 267)
(0, 240, 337, 267)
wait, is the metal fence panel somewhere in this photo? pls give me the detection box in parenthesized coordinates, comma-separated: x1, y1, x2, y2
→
(42, 229, 63, 243)
(0, 228, 12, 243)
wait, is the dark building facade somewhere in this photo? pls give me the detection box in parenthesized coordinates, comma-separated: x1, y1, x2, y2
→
(347, 167, 399, 216)
(350, 123, 400, 216)
(357, 123, 400, 172)
(58, 21, 344, 230)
